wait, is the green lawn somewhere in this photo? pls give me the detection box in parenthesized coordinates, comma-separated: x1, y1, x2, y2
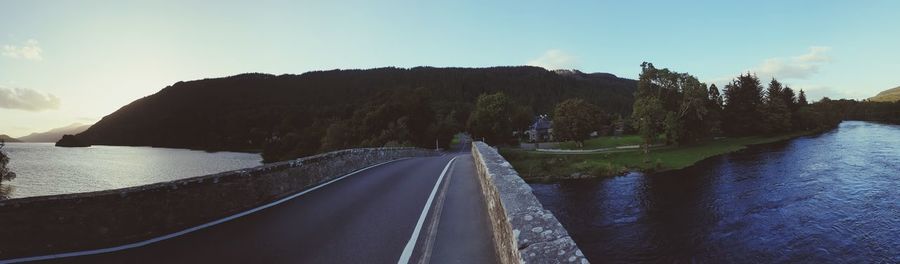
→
(556, 135, 644, 149)
(500, 131, 812, 182)
(555, 134, 668, 150)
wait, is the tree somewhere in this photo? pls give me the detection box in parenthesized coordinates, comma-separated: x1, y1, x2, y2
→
(676, 75, 710, 144)
(632, 62, 710, 147)
(632, 63, 667, 153)
(467, 92, 516, 145)
(762, 79, 792, 133)
(723, 73, 765, 136)
(798, 89, 809, 106)
(0, 140, 16, 186)
(553, 99, 605, 148)
(706, 84, 724, 135)
(782, 86, 798, 112)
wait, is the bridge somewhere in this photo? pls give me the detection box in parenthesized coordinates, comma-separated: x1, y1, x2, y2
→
(0, 139, 585, 263)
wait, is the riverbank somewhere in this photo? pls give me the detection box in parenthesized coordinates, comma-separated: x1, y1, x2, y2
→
(500, 130, 815, 182)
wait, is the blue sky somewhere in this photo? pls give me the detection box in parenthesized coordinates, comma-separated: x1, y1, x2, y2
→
(2, 0, 899, 137)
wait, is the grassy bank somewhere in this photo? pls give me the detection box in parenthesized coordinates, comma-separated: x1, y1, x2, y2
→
(500, 131, 813, 182)
(556, 135, 643, 149)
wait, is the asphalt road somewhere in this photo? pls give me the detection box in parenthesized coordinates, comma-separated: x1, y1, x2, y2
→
(27, 141, 497, 264)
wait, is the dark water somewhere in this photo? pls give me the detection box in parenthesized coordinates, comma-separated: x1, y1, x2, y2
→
(1, 143, 262, 199)
(530, 121, 900, 263)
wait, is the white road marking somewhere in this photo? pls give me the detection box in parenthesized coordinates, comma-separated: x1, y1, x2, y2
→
(1, 158, 411, 264)
(397, 156, 458, 264)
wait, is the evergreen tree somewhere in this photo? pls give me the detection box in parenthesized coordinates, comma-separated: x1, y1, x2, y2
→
(782, 86, 798, 111)
(763, 79, 792, 133)
(723, 73, 765, 136)
(798, 90, 809, 106)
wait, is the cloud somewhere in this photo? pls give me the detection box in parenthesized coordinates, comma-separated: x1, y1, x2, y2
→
(705, 46, 834, 89)
(0, 86, 60, 111)
(754, 46, 831, 80)
(2, 39, 43, 61)
(527, 49, 578, 70)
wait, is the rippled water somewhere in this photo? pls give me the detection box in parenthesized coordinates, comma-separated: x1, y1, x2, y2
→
(530, 121, 900, 263)
(1, 143, 262, 199)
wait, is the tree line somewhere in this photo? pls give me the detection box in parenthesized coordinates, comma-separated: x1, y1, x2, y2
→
(629, 62, 844, 151)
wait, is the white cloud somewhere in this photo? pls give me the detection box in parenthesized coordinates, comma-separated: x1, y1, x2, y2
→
(2, 39, 43, 61)
(754, 46, 832, 80)
(527, 49, 578, 70)
(0, 86, 60, 111)
(705, 46, 839, 97)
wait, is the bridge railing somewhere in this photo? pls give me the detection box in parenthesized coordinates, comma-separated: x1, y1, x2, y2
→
(471, 141, 588, 264)
(0, 147, 437, 260)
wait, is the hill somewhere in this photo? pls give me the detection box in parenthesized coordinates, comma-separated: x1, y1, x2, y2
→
(869, 86, 900, 102)
(68, 66, 637, 161)
(0, 135, 21, 143)
(19, 123, 92, 142)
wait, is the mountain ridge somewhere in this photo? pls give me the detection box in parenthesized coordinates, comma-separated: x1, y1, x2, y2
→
(67, 66, 637, 161)
(19, 123, 92, 142)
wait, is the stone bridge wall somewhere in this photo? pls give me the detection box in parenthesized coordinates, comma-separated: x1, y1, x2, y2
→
(472, 142, 588, 264)
(0, 147, 437, 260)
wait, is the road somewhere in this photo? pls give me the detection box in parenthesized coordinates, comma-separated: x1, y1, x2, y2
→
(26, 141, 497, 264)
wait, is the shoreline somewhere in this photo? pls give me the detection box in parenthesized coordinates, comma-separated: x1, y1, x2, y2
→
(501, 129, 825, 183)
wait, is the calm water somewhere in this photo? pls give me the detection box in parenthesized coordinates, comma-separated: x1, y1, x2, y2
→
(531, 121, 900, 263)
(1, 143, 262, 199)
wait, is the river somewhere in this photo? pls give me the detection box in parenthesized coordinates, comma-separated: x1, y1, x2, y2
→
(530, 121, 900, 263)
(0, 143, 262, 199)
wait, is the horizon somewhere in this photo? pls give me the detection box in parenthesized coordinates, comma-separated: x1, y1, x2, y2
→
(3, 0, 900, 137)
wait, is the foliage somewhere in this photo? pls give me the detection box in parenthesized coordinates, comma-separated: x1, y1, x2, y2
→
(70, 67, 638, 162)
(552, 99, 606, 147)
(467, 92, 517, 145)
(722, 73, 765, 136)
(632, 62, 711, 149)
(0, 141, 15, 184)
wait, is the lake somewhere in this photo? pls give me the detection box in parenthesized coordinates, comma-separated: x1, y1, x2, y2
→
(1, 143, 262, 199)
(530, 121, 900, 263)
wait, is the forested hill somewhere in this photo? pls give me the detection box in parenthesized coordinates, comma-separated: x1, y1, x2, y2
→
(71, 66, 636, 161)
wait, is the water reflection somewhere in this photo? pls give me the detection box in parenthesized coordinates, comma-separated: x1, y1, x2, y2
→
(2, 143, 262, 199)
(531, 121, 900, 263)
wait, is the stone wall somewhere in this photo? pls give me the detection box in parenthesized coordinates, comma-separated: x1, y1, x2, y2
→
(0, 147, 436, 260)
(472, 142, 588, 264)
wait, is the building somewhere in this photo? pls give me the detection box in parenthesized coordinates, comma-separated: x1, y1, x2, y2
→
(527, 115, 553, 142)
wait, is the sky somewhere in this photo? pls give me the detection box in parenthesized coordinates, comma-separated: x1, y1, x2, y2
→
(2, 0, 899, 137)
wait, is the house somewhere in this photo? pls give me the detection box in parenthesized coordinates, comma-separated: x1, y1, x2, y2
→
(526, 115, 553, 142)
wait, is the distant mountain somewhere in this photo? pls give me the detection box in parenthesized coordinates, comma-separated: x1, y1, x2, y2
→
(67, 66, 637, 161)
(19, 123, 92, 142)
(0, 135, 21, 143)
(869, 86, 900, 102)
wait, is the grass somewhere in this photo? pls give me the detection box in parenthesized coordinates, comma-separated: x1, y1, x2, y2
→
(556, 135, 645, 149)
(500, 131, 812, 182)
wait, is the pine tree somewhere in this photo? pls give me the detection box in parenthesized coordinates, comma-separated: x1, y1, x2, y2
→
(723, 73, 765, 136)
(763, 79, 792, 133)
(798, 90, 809, 106)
